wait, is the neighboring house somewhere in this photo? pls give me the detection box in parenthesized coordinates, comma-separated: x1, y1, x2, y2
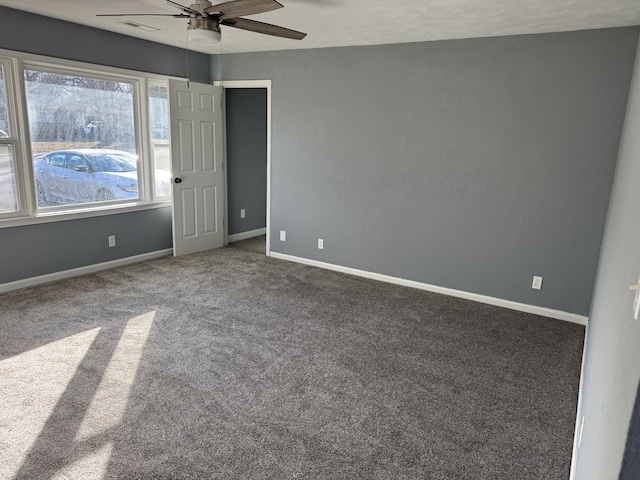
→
(0, 5, 638, 479)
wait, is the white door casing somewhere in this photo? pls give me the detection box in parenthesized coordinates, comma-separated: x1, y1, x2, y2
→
(214, 79, 272, 256)
(169, 79, 225, 256)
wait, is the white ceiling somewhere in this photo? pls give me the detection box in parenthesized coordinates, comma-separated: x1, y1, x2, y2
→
(0, 0, 639, 55)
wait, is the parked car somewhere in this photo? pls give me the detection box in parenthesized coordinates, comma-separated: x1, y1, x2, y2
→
(33, 149, 171, 206)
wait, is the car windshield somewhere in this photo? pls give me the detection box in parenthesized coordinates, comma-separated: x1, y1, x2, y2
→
(87, 153, 137, 173)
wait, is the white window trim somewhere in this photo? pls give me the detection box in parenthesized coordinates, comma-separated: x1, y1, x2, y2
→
(0, 47, 180, 229)
(0, 56, 27, 220)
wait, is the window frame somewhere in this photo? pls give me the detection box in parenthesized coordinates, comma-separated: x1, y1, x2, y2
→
(0, 48, 174, 229)
(0, 56, 27, 219)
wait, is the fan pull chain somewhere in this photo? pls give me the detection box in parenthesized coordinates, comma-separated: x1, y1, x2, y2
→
(218, 31, 223, 82)
(186, 26, 190, 89)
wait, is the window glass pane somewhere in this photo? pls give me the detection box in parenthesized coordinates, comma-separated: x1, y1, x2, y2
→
(25, 70, 138, 207)
(0, 65, 9, 138)
(0, 144, 18, 213)
(0, 65, 18, 214)
(149, 84, 171, 198)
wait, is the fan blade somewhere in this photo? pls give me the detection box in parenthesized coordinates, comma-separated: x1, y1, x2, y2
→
(166, 0, 200, 16)
(222, 17, 306, 40)
(204, 0, 283, 20)
(97, 13, 189, 17)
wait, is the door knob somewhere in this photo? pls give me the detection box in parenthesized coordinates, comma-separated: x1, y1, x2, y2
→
(174, 177, 182, 184)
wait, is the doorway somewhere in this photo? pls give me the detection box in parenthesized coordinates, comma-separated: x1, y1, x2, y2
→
(216, 80, 272, 256)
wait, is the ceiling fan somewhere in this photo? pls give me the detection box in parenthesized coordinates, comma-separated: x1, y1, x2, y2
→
(97, 0, 307, 45)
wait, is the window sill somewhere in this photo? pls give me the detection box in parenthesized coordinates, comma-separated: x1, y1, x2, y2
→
(0, 200, 172, 229)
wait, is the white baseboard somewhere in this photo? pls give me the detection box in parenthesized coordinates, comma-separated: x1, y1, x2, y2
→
(0, 249, 173, 294)
(228, 228, 266, 243)
(269, 252, 589, 326)
(2, 247, 588, 325)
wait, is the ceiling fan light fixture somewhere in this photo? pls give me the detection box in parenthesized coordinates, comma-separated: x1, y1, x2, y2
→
(96, 0, 305, 44)
(188, 27, 221, 45)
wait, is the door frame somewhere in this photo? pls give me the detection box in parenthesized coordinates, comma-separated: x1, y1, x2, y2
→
(214, 79, 272, 256)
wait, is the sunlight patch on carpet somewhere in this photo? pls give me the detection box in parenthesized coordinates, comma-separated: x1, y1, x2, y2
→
(0, 328, 101, 479)
(75, 311, 156, 442)
(52, 442, 114, 480)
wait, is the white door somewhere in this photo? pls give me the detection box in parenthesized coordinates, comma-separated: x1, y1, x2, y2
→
(169, 79, 225, 256)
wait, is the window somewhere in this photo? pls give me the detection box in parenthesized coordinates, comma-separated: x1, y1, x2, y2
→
(25, 69, 140, 207)
(149, 83, 171, 199)
(0, 51, 173, 226)
(0, 145, 18, 214)
(0, 61, 19, 215)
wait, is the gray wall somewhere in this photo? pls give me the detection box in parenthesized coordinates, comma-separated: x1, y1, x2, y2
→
(0, 7, 210, 284)
(0, 207, 172, 284)
(225, 88, 267, 236)
(574, 35, 640, 480)
(214, 27, 639, 316)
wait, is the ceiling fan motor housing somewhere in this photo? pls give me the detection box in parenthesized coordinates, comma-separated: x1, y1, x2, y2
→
(188, 15, 220, 33)
(190, 0, 215, 15)
(188, 0, 221, 41)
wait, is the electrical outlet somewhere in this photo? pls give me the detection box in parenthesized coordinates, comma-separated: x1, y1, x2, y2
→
(108, 235, 116, 248)
(532, 276, 543, 290)
(280, 230, 286, 241)
(240, 209, 245, 219)
(318, 238, 324, 250)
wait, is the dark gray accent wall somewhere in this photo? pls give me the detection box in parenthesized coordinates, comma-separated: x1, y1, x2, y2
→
(0, 207, 172, 284)
(575, 35, 640, 479)
(225, 88, 267, 235)
(0, 6, 210, 84)
(214, 28, 639, 315)
(0, 8, 208, 285)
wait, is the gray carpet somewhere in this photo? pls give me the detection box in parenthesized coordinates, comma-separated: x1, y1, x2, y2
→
(0, 244, 584, 479)
(229, 234, 267, 255)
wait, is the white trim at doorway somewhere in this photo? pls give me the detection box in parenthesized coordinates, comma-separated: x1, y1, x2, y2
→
(214, 79, 272, 257)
